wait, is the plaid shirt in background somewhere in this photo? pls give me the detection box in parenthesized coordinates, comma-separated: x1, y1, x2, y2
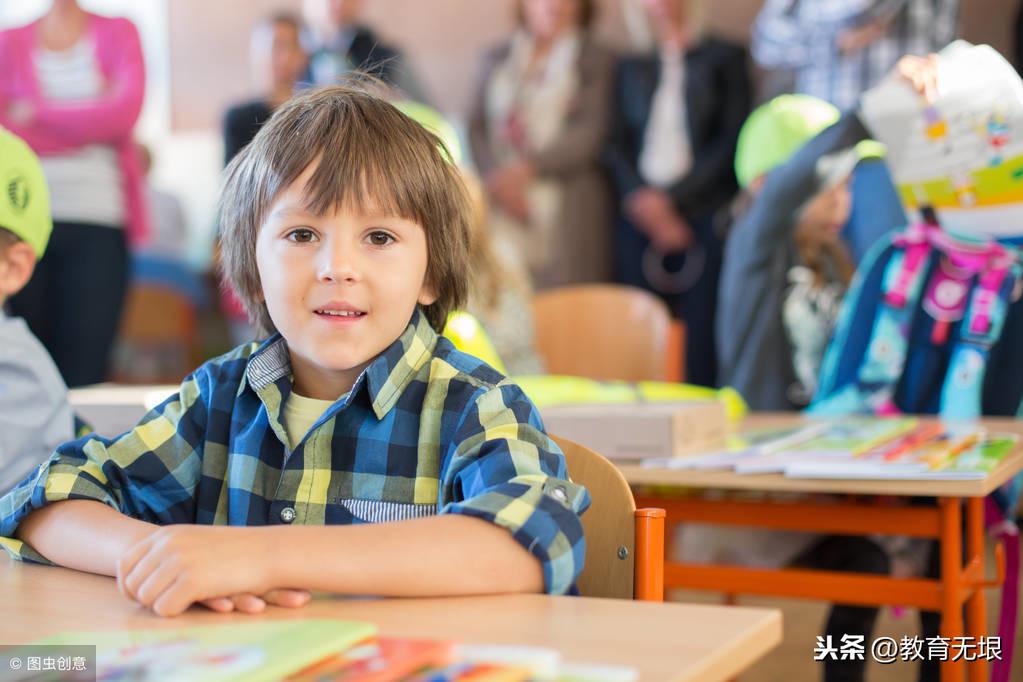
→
(0, 309, 589, 595)
(752, 0, 959, 110)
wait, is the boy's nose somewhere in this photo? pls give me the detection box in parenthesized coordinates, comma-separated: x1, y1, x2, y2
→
(317, 245, 361, 284)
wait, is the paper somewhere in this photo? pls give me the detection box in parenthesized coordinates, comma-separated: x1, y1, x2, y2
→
(860, 41, 1023, 241)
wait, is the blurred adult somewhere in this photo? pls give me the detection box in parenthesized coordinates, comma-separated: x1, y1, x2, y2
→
(223, 12, 309, 165)
(752, 0, 958, 109)
(606, 0, 749, 386)
(302, 0, 427, 101)
(469, 0, 615, 289)
(0, 0, 148, 387)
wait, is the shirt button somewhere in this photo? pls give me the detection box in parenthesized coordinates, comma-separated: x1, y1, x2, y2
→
(280, 507, 296, 524)
(551, 486, 568, 503)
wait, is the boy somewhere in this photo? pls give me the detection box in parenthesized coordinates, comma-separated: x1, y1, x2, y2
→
(0, 86, 588, 617)
(0, 128, 75, 496)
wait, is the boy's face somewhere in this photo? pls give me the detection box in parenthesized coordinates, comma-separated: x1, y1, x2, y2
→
(255, 164, 436, 400)
(269, 22, 307, 87)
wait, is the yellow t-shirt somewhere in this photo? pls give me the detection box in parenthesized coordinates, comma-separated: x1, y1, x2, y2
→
(283, 392, 337, 450)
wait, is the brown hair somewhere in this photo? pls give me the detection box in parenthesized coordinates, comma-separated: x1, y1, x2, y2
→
(0, 226, 20, 250)
(219, 83, 472, 335)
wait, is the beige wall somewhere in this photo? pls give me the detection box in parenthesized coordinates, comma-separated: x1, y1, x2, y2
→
(168, 0, 1020, 131)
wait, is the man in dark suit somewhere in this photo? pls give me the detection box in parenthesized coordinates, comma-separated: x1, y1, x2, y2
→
(605, 0, 751, 387)
(302, 0, 427, 102)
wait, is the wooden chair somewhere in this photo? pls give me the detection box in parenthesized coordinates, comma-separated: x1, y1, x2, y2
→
(532, 284, 685, 383)
(551, 434, 665, 601)
(111, 284, 201, 384)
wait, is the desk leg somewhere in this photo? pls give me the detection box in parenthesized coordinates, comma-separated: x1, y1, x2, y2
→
(965, 497, 988, 682)
(940, 497, 964, 682)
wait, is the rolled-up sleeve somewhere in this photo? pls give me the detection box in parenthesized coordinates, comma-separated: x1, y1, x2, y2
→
(0, 371, 210, 562)
(441, 382, 589, 595)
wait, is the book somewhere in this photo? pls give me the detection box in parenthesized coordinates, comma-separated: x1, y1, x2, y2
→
(36, 620, 376, 682)
(286, 637, 454, 681)
(732, 418, 918, 474)
(860, 41, 1023, 242)
(786, 432, 1019, 480)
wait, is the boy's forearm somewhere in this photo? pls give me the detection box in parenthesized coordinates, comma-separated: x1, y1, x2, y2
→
(15, 500, 157, 577)
(267, 515, 544, 596)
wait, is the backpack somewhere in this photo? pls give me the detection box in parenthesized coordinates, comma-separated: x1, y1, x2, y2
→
(810, 222, 1023, 682)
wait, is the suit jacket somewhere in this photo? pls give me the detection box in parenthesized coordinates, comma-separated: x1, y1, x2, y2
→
(606, 37, 751, 222)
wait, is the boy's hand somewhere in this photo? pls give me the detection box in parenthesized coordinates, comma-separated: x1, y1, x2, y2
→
(116, 525, 284, 617)
(200, 589, 311, 614)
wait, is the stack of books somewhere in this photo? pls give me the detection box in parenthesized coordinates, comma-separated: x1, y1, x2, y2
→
(641, 417, 1019, 481)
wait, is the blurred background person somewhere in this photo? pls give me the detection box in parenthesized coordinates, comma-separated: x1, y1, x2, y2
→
(219, 11, 310, 345)
(0, 0, 148, 388)
(752, 0, 957, 107)
(303, 0, 428, 101)
(469, 0, 615, 289)
(752, 0, 959, 109)
(606, 0, 749, 387)
(223, 11, 309, 165)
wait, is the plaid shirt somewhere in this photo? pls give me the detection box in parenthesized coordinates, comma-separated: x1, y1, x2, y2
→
(0, 309, 589, 595)
(752, 0, 958, 110)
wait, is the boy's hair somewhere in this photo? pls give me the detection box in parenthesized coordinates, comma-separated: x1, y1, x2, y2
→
(0, 226, 20, 251)
(219, 83, 473, 336)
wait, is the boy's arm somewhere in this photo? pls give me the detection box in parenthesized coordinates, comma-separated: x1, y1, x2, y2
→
(118, 382, 586, 615)
(16, 500, 157, 576)
(118, 514, 543, 616)
(0, 369, 211, 565)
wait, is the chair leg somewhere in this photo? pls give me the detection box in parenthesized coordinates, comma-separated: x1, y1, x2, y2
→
(635, 508, 666, 602)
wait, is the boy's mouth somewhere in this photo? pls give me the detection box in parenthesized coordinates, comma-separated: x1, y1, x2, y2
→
(314, 303, 367, 321)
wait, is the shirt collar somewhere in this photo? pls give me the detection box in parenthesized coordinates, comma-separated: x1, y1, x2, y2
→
(245, 307, 438, 421)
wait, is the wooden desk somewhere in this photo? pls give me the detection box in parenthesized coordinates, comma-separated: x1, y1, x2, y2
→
(619, 414, 1023, 682)
(0, 562, 782, 682)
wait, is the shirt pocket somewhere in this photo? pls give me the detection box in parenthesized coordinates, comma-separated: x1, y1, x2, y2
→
(336, 498, 438, 524)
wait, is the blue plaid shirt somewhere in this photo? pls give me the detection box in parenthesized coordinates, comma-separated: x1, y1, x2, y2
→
(0, 309, 589, 594)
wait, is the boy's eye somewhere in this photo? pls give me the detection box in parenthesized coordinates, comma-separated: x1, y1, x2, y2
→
(367, 230, 395, 247)
(286, 228, 317, 243)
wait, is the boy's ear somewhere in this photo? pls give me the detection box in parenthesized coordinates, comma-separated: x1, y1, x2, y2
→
(417, 281, 438, 307)
(0, 242, 37, 299)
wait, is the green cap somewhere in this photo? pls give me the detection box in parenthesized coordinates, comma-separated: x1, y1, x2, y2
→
(734, 95, 840, 188)
(0, 127, 51, 257)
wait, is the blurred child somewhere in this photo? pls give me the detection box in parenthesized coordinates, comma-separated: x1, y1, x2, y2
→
(716, 93, 853, 411)
(0, 128, 74, 494)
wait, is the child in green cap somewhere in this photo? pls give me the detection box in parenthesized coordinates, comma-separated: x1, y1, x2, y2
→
(0, 127, 74, 494)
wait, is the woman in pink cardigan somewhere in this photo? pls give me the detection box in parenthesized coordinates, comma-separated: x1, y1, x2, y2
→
(0, 0, 149, 387)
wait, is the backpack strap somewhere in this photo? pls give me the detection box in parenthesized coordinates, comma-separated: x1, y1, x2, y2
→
(851, 224, 934, 414)
(940, 244, 1022, 420)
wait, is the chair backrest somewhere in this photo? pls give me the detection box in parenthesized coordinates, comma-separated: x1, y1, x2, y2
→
(112, 284, 200, 384)
(552, 434, 664, 601)
(532, 284, 684, 382)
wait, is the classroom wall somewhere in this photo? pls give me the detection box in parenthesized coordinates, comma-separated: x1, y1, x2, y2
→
(167, 0, 1019, 132)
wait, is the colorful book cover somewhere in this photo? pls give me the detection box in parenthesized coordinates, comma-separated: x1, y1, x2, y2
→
(733, 418, 917, 474)
(286, 637, 455, 681)
(786, 432, 1019, 480)
(36, 620, 376, 682)
(860, 41, 1023, 242)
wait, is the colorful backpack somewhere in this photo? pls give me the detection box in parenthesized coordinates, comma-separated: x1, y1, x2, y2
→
(810, 222, 1023, 682)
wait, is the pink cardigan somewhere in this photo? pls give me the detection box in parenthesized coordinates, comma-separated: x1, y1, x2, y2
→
(0, 13, 149, 246)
